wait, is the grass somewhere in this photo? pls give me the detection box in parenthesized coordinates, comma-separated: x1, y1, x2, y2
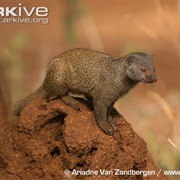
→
(116, 89, 180, 179)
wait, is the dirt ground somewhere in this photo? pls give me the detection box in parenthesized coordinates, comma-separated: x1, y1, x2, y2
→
(0, 98, 167, 179)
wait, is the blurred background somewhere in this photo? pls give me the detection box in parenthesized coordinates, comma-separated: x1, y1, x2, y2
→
(0, 0, 179, 177)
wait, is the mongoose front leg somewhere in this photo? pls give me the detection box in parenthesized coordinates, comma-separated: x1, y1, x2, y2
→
(107, 106, 122, 130)
(93, 99, 114, 135)
(61, 95, 80, 111)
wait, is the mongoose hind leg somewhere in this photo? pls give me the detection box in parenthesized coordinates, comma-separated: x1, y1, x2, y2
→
(46, 95, 59, 101)
(61, 95, 81, 111)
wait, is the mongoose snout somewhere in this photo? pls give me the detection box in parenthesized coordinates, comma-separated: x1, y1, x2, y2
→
(145, 75, 157, 83)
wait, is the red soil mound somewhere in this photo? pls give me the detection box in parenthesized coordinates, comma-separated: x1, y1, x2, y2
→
(0, 98, 167, 179)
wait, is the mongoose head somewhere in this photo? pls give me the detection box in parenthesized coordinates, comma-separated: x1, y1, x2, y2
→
(126, 52, 157, 83)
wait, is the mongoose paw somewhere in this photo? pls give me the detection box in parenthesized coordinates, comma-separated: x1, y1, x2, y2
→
(64, 100, 81, 111)
(61, 96, 81, 111)
(108, 117, 117, 131)
(70, 103, 81, 111)
(99, 121, 114, 136)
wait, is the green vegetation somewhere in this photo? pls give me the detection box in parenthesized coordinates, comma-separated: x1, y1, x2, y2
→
(0, 31, 29, 102)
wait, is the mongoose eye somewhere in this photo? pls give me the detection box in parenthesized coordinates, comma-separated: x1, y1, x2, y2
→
(140, 67, 146, 72)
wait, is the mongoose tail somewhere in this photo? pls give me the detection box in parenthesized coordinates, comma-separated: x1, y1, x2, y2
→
(13, 86, 44, 116)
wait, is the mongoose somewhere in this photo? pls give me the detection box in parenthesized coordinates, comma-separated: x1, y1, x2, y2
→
(14, 48, 157, 135)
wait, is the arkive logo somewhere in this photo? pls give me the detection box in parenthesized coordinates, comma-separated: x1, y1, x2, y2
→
(0, 3, 49, 24)
(0, 3, 48, 17)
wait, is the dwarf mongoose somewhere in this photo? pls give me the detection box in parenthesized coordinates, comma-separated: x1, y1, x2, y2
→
(14, 48, 157, 135)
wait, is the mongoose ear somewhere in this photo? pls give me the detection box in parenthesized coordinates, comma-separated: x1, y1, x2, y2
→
(126, 55, 134, 64)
